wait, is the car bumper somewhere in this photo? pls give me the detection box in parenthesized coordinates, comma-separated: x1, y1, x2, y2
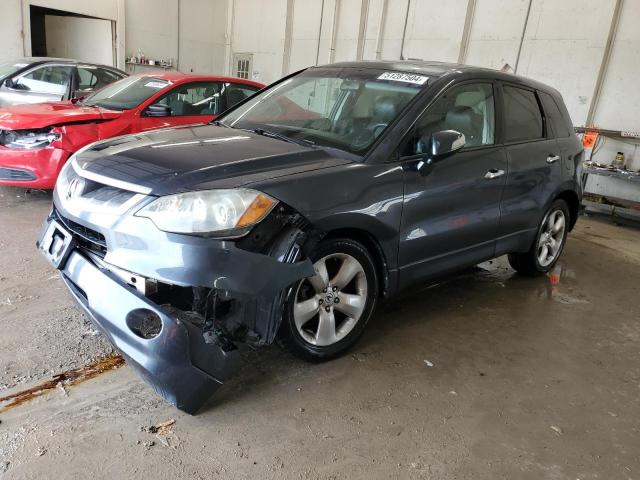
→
(0, 146, 70, 188)
(59, 249, 238, 413)
(38, 208, 314, 412)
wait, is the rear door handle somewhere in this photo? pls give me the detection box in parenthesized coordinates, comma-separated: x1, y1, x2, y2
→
(484, 169, 505, 179)
(547, 154, 561, 164)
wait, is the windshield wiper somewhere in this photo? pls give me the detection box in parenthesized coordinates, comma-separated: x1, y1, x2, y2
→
(250, 128, 316, 148)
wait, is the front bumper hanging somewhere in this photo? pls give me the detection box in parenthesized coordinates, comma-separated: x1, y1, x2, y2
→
(38, 215, 314, 413)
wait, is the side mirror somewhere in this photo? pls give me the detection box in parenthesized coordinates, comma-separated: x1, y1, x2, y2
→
(144, 103, 172, 117)
(425, 130, 465, 160)
(71, 91, 89, 103)
(3, 77, 14, 88)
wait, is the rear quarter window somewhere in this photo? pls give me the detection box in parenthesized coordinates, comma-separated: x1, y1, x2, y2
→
(539, 91, 571, 138)
(502, 85, 543, 143)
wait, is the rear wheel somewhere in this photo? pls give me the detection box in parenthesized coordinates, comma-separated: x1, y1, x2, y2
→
(278, 238, 378, 361)
(508, 199, 569, 276)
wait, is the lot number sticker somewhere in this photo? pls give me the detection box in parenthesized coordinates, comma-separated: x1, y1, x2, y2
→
(377, 72, 428, 85)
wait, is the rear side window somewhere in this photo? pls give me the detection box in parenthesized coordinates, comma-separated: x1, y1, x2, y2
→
(503, 85, 543, 142)
(539, 91, 571, 138)
(224, 83, 259, 109)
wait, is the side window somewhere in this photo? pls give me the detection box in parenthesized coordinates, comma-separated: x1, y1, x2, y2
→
(156, 82, 223, 116)
(538, 91, 570, 138)
(77, 67, 99, 90)
(502, 85, 543, 142)
(224, 83, 259, 109)
(402, 82, 495, 156)
(14, 65, 73, 95)
(98, 69, 125, 88)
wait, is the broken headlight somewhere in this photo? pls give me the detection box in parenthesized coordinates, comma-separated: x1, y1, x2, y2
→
(136, 189, 278, 237)
(1, 128, 61, 149)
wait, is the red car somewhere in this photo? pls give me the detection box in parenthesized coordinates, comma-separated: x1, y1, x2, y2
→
(0, 72, 264, 188)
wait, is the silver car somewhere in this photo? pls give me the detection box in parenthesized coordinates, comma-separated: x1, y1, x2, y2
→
(0, 57, 127, 107)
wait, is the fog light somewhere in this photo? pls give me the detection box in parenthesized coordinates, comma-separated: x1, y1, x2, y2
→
(126, 309, 162, 339)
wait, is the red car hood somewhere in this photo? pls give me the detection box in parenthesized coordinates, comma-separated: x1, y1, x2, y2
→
(0, 101, 123, 130)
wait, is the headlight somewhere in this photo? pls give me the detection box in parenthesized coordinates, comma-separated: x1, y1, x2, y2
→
(1, 128, 61, 149)
(136, 189, 278, 236)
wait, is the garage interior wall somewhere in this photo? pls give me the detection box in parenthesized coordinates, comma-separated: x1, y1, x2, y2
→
(0, 0, 126, 69)
(0, 0, 638, 167)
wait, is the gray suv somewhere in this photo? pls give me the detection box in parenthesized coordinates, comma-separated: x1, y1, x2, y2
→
(0, 58, 126, 107)
(38, 61, 583, 413)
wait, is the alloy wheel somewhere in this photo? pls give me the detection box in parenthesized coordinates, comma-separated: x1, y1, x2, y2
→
(537, 209, 566, 267)
(293, 253, 368, 347)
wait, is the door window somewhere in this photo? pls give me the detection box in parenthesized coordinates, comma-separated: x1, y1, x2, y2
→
(14, 65, 73, 95)
(156, 82, 224, 116)
(402, 83, 495, 156)
(502, 86, 544, 142)
(77, 67, 99, 90)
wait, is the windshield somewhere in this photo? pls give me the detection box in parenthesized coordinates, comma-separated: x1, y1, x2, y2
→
(0, 62, 28, 80)
(82, 76, 171, 111)
(220, 69, 427, 156)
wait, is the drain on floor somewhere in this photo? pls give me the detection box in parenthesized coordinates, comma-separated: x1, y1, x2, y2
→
(0, 354, 125, 412)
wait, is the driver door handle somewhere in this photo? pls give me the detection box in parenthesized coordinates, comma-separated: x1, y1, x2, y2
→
(484, 168, 505, 179)
(547, 154, 561, 164)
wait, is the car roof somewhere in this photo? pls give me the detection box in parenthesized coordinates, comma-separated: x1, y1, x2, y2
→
(9, 57, 125, 73)
(312, 60, 560, 96)
(127, 71, 265, 88)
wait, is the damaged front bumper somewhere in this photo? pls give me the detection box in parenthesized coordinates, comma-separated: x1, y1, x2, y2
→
(38, 205, 314, 413)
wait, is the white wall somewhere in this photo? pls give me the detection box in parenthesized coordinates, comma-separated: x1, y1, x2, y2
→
(125, 0, 179, 64)
(0, 0, 25, 63)
(515, 0, 617, 127)
(45, 15, 114, 65)
(0, 0, 637, 136)
(0, 0, 124, 68)
(230, 0, 288, 82)
(592, 0, 640, 133)
(178, 0, 228, 74)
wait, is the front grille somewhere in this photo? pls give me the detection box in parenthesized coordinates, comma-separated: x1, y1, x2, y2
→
(0, 167, 37, 181)
(52, 207, 107, 257)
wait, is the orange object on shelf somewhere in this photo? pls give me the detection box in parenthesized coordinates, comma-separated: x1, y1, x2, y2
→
(582, 131, 598, 148)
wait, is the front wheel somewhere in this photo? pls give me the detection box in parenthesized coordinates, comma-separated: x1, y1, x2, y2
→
(277, 238, 379, 362)
(508, 199, 569, 276)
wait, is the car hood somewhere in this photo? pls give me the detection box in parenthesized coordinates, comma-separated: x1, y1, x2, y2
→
(0, 101, 122, 130)
(73, 124, 356, 196)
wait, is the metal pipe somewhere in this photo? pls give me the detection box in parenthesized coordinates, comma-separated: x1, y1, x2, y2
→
(282, 0, 295, 75)
(315, 0, 325, 65)
(457, 0, 476, 64)
(399, 0, 411, 60)
(586, 0, 624, 127)
(329, 0, 340, 63)
(356, 0, 370, 60)
(376, 0, 389, 59)
(514, 0, 533, 73)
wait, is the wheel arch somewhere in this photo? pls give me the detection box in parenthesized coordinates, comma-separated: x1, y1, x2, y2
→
(322, 227, 391, 298)
(553, 189, 581, 231)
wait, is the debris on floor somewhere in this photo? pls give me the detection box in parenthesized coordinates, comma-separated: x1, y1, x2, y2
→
(423, 360, 434, 367)
(141, 419, 176, 435)
(550, 425, 564, 435)
(0, 354, 125, 413)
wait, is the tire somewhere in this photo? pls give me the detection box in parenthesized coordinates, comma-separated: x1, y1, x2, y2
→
(508, 199, 570, 276)
(277, 237, 379, 362)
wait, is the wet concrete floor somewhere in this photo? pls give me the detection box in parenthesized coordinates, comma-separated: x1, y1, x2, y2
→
(0, 186, 639, 479)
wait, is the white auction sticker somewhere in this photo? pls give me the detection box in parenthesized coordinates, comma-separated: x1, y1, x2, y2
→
(378, 72, 429, 85)
(144, 81, 169, 89)
(377, 72, 428, 85)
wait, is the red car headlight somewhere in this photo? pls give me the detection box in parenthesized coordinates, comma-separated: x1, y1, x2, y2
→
(1, 128, 62, 149)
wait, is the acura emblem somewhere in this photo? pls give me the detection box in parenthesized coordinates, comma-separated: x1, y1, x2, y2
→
(66, 177, 85, 199)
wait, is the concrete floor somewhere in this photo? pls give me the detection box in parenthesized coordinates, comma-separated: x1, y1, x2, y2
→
(1, 185, 639, 479)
